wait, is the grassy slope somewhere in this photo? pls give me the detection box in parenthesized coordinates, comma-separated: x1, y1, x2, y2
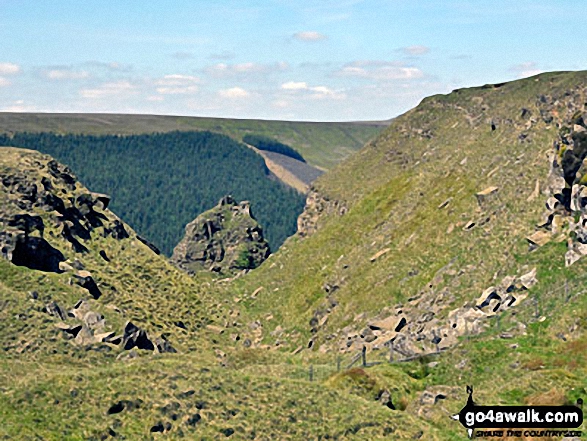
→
(0, 113, 385, 170)
(3, 73, 587, 439)
(232, 71, 587, 347)
(214, 71, 587, 436)
(0, 148, 441, 440)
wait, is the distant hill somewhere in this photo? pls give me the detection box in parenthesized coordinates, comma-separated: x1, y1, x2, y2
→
(0, 112, 386, 170)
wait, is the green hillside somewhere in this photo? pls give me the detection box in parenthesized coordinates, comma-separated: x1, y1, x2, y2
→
(2, 72, 587, 439)
(0, 131, 306, 255)
(219, 71, 587, 435)
(0, 147, 440, 440)
(0, 113, 385, 170)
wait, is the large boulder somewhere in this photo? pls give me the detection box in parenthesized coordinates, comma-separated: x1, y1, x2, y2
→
(171, 196, 270, 275)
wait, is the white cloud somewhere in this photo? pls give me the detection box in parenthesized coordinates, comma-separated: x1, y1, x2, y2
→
(156, 86, 199, 95)
(205, 62, 288, 78)
(218, 87, 250, 98)
(80, 81, 136, 99)
(280, 81, 345, 100)
(281, 81, 308, 90)
(1, 100, 35, 112)
(156, 74, 200, 86)
(155, 74, 200, 94)
(399, 45, 430, 56)
(510, 62, 543, 79)
(293, 31, 327, 41)
(0, 62, 21, 75)
(337, 61, 424, 80)
(45, 69, 90, 80)
(0, 77, 11, 87)
(84, 61, 132, 72)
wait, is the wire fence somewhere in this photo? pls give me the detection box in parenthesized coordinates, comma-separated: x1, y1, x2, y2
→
(256, 270, 587, 384)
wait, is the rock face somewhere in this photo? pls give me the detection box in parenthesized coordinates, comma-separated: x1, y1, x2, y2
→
(171, 196, 270, 275)
(0, 150, 129, 272)
(526, 99, 587, 266)
(0, 148, 176, 356)
(297, 187, 348, 238)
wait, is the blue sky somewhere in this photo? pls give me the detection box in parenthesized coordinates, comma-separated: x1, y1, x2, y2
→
(0, 0, 584, 121)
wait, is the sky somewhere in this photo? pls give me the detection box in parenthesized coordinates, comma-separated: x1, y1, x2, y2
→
(0, 0, 585, 121)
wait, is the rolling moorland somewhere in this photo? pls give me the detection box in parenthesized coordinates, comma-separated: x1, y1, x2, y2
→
(0, 113, 385, 170)
(1, 71, 587, 440)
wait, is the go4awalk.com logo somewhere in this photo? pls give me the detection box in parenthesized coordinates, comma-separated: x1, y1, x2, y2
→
(451, 386, 584, 438)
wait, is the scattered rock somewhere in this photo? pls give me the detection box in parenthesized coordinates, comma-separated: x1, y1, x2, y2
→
(475, 186, 499, 206)
(206, 324, 225, 334)
(221, 428, 235, 437)
(44, 301, 66, 320)
(370, 248, 391, 262)
(73, 271, 102, 299)
(527, 230, 551, 248)
(122, 322, 154, 351)
(186, 413, 201, 426)
(437, 198, 452, 209)
(150, 422, 165, 433)
(107, 402, 125, 415)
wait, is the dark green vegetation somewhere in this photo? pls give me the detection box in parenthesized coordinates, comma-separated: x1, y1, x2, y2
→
(242, 134, 306, 163)
(0, 131, 306, 255)
(3, 72, 587, 439)
(0, 112, 385, 170)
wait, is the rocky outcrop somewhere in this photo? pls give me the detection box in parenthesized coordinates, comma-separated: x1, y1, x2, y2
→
(335, 268, 537, 359)
(0, 148, 176, 357)
(0, 149, 131, 272)
(528, 96, 587, 266)
(171, 196, 270, 275)
(297, 187, 348, 238)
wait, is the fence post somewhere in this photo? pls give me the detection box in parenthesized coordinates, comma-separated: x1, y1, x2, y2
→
(309, 365, 313, 382)
(565, 280, 570, 303)
(389, 341, 394, 363)
(361, 346, 367, 367)
(337, 356, 341, 373)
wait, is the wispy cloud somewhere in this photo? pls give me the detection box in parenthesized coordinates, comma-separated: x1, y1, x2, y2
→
(0, 62, 21, 85)
(0, 62, 21, 75)
(43, 68, 90, 80)
(336, 61, 424, 81)
(510, 62, 543, 78)
(292, 31, 327, 42)
(80, 81, 137, 99)
(218, 87, 250, 98)
(208, 51, 235, 60)
(1, 100, 35, 112)
(171, 51, 194, 60)
(155, 74, 200, 94)
(280, 81, 345, 99)
(204, 62, 288, 80)
(84, 61, 132, 72)
(398, 45, 430, 56)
